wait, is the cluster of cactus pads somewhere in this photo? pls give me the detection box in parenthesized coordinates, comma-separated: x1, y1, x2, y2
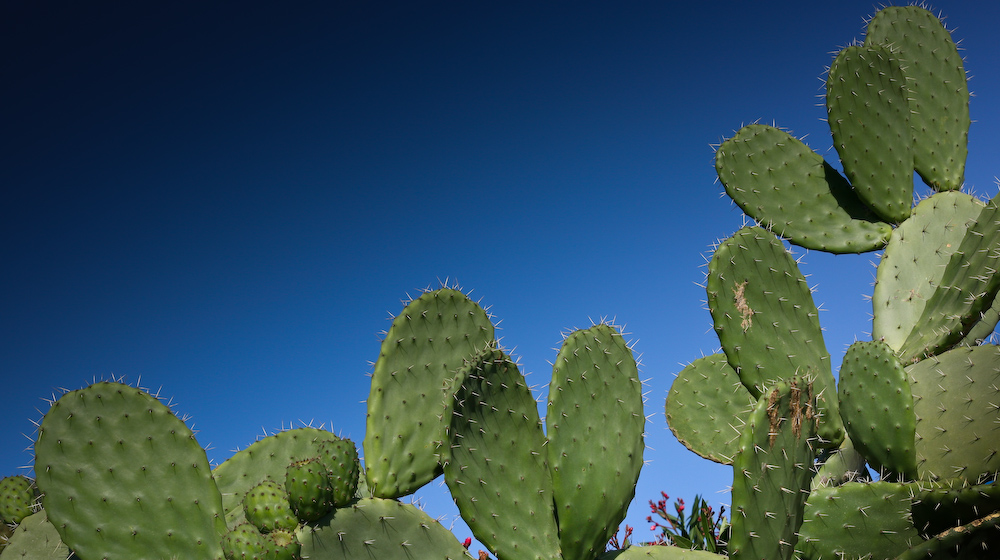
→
(0, 287, 650, 560)
(666, 5, 999, 559)
(2, 5, 999, 560)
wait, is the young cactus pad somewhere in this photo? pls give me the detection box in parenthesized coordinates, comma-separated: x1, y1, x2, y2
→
(364, 288, 495, 499)
(546, 324, 644, 560)
(34, 381, 226, 560)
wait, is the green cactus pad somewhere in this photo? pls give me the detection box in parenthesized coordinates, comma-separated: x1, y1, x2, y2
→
(546, 324, 644, 560)
(797, 481, 923, 560)
(837, 340, 918, 480)
(34, 381, 226, 560)
(243, 479, 298, 534)
(444, 346, 561, 560)
(214, 427, 342, 529)
(906, 345, 1000, 483)
(365, 288, 495, 499)
(864, 6, 969, 192)
(598, 546, 726, 559)
(0, 476, 36, 525)
(285, 458, 334, 523)
(665, 353, 755, 464)
(297, 497, 472, 560)
(715, 124, 892, 253)
(0, 510, 71, 560)
(317, 438, 360, 508)
(729, 378, 819, 560)
(707, 226, 843, 446)
(827, 45, 913, 223)
(872, 192, 1000, 362)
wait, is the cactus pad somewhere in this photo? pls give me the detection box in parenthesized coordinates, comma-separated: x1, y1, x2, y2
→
(707, 226, 843, 446)
(34, 381, 226, 560)
(906, 345, 1000, 483)
(243, 479, 297, 534)
(797, 481, 923, 560)
(729, 378, 819, 560)
(365, 288, 495, 499)
(864, 6, 969, 192)
(827, 44, 913, 223)
(285, 458, 334, 522)
(298, 497, 473, 560)
(837, 340, 918, 480)
(665, 353, 755, 464)
(0, 475, 36, 525)
(715, 124, 892, 253)
(444, 346, 561, 560)
(0, 510, 71, 560)
(317, 437, 360, 508)
(546, 324, 644, 560)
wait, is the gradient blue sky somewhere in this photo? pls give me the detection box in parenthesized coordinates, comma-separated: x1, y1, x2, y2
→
(4, 0, 999, 548)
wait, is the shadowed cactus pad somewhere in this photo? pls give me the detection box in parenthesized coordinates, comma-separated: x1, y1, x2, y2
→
(444, 345, 560, 560)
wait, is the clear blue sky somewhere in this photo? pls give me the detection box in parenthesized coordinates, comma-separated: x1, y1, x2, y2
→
(3, 0, 999, 548)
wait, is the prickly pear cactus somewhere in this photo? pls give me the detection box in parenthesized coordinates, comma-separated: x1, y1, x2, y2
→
(364, 288, 495, 499)
(670, 5, 1000, 560)
(34, 381, 226, 560)
(297, 498, 473, 560)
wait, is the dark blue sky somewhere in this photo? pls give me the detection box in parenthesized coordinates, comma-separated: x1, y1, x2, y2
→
(4, 0, 1000, 546)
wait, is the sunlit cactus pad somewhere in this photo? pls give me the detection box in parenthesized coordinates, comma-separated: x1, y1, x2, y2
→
(34, 381, 226, 560)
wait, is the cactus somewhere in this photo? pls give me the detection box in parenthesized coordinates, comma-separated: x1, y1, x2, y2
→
(0, 510, 71, 560)
(667, 5, 999, 559)
(364, 288, 495, 499)
(297, 497, 473, 560)
(665, 353, 755, 465)
(34, 380, 227, 560)
(728, 378, 819, 560)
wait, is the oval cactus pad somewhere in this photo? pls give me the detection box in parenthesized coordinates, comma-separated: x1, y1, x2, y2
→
(34, 381, 226, 560)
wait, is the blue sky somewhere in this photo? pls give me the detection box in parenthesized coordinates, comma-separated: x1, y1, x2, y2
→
(3, 0, 999, 549)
